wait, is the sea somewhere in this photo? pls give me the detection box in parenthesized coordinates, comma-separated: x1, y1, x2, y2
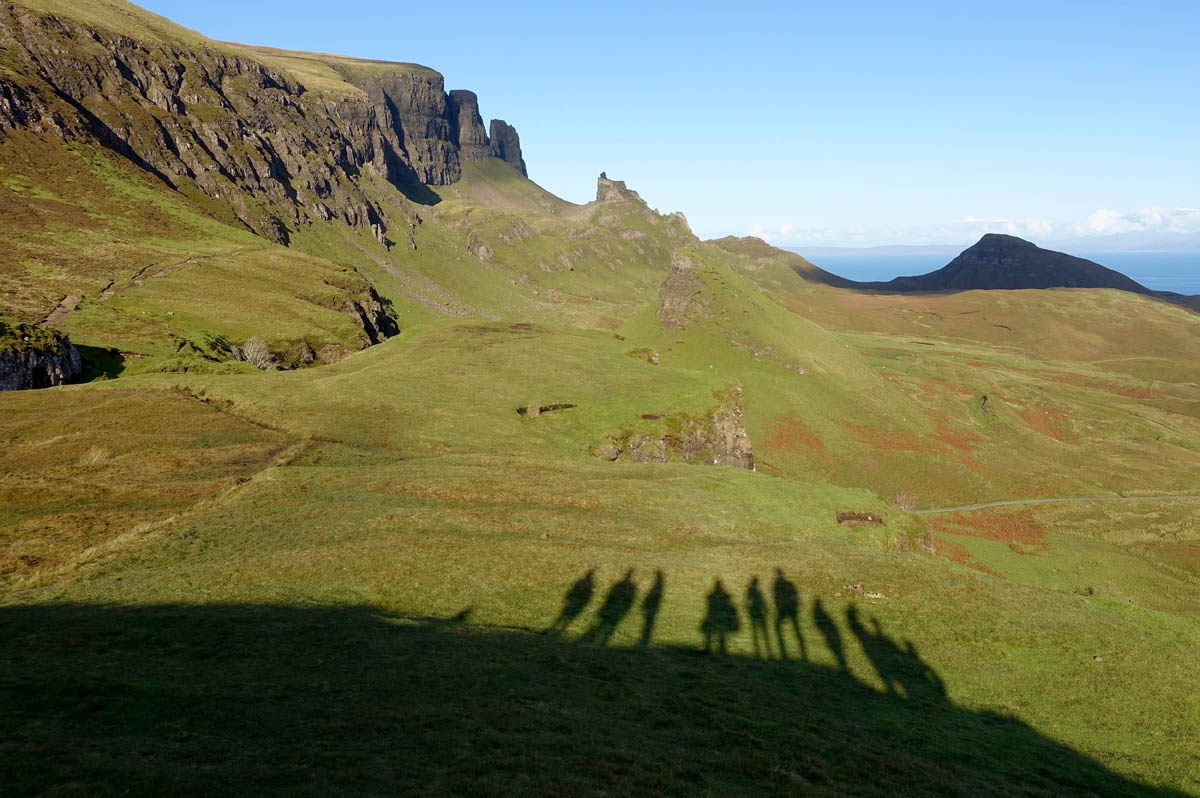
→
(798, 251, 1200, 296)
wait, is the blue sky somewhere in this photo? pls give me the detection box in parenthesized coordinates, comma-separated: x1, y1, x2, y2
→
(139, 0, 1200, 248)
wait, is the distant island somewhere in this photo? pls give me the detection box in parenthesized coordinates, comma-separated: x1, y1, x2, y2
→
(800, 234, 1200, 310)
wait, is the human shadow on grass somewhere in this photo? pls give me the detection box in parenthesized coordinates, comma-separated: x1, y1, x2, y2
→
(699, 579, 739, 653)
(745, 576, 772, 658)
(545, 568, 595, 636)
(771, 567, 806, 661)
(579, 569, 637, 645)
(0, 602, 1184, 797)
(639, 569, 664, 646)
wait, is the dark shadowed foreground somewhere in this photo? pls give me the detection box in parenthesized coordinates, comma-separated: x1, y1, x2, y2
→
(0, 601, 1181, 797)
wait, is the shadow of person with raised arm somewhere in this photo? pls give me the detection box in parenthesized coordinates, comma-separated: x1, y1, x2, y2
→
(580, 569, 637, 645)
(848, 605, 947, 704)
(745, 576, 772, 659)
(545, 569, 595, 636)
(700, 579, 740, 654)
(847, 605, 898, 693)
(772, 568, 806, 660)
(639, 569, 664, 646)
(812, 598, 847, 671)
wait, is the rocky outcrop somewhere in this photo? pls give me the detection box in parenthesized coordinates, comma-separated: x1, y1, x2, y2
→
(596, 172, 642, 203)
(488, 119, 526, 176)
(601, 388, 755, 470)
(0, 322, 82, 390)
(448, 90, 491, 163)
(657, 252, 705, 329)
(0, 4, 527, 247)
(351, 69, 460, 186)
(345, 286, 401, 345)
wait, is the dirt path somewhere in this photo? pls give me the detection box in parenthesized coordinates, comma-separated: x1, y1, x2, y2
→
(98, 249, 254, 301)
(916, 495, 1200, 515)
(43, 249, 260, 327)
(42, 295, 80, 327)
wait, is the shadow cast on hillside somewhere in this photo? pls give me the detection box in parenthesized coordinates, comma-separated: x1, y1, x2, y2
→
(0, 593, 1182, 796)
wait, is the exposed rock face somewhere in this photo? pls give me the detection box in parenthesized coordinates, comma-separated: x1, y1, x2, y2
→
(352, 69, 460, 186)
(0, 4, 527, 246)
(345, 286, 401, 345)
(447, 90, 491, 163)
(596, 173, 642, 203)
(602, 388, 755, 470)
(488, 119, 526, 176)
(857, 234, 1152, 294)
(657, 252, 705, 330)
(0, 323, 83, 390)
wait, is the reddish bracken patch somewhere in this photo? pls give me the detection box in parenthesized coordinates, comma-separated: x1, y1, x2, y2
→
(764, 413, 827, 454)
(924, 411, 982, 454)
(929, 509, 1048, 547)
(931, 535, 1002, 576)
(840, 421, 934, 454)
(919, 378, 976, 398)
(1020, 407, 1072, 442)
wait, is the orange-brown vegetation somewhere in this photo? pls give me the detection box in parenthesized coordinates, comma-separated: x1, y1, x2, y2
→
(931, 535, 1002, 576)
(919, 378, 976, 397)
(764, 413, 827, 454)
(929, 509, 1048, 548)
(839, 420, 934, 454)
(1020, 407, 1073, 442)
(925, 411, 982, 455)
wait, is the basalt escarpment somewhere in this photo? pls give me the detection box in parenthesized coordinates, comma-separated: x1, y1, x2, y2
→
(0, 3, 527, 247)
(488, 119, 526, 177)
(0, 321, 82, 390)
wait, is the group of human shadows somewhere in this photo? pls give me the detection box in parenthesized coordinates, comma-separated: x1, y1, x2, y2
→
(547, 567, 945, 701)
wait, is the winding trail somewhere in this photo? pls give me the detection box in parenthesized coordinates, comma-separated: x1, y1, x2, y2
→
(916, 495, 1200, 515)
(43, 249, 258, 326)
(98, 249, 255, 301)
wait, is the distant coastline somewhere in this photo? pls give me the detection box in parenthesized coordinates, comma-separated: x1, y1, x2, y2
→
(793, 249, 1200, 296)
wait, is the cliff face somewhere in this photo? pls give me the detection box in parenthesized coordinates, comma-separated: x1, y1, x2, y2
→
(0, 3, 527, 246)
(448, 89, 491, 164)
(488, 119, 527, 177)
(0, 323, 82, 390)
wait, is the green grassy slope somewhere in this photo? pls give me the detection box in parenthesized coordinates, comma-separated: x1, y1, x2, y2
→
(5, 317, 1199, 793)
(1, 2, 1200, 795)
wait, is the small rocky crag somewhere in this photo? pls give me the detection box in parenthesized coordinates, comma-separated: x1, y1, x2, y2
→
(836, 510, 886, 528)
(657, 251, 706, 330)
(0, 321, 82, 390)
(595, 386, 755, 470)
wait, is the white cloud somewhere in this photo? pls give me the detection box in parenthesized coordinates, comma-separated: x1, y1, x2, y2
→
(747, 206, 1200, 248)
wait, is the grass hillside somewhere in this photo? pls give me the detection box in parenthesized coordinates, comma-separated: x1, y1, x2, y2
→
(2, 2, 1200, 795)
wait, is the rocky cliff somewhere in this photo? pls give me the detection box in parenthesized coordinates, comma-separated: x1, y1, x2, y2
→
(0, 2, 527, 246)
(0, 321, 82, 390)
(488, 119, 527, 177)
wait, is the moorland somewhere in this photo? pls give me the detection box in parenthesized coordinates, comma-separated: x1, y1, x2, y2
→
(1, 1, 1199, 794)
